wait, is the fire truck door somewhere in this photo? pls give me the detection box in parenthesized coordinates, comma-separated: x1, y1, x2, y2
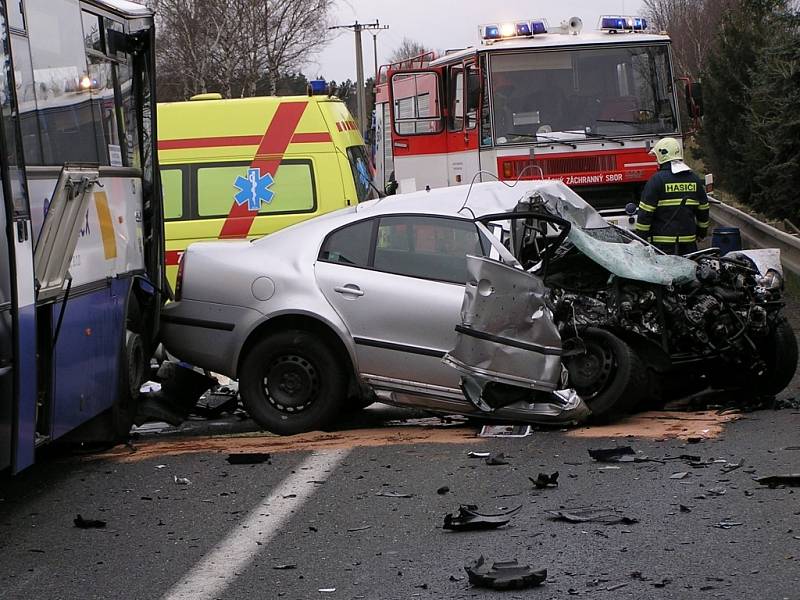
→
(446, 62, 480, 187)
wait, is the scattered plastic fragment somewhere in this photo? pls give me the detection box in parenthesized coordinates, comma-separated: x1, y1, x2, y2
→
(226, 453, 271, 465)
(485, 452, 509, 466)
(376, 491, 413, 498)
(547, 507, 639, 525)
(346, 525, 372, 532)
(707, 487, 726, 496)
(530, 472, 559, 489)
(670, 472, 689, 480)
(606, 583, 628, 591)
(443, 504, 522, 531)
(273, 564, 297, 570)
(464, 555, 546, 590)
(174, 476, 192, 485)
(588, 447, 636, 463)
(318, 588, 336, 593)
(74, 515, 106, 529)
(437, 486, 450, 495)
(155, 465, 166, 469)
(721, 459, 743, 473)
(679, 504, 692, 513)
(755, 474, 800, 488)
(715, 520, 743, 529)
(467, 451, 491, 458)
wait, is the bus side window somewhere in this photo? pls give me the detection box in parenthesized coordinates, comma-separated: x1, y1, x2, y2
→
(448, 67, 463, 131)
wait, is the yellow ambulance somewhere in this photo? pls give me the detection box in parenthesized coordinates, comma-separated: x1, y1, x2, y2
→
(157, 87, 374, 287)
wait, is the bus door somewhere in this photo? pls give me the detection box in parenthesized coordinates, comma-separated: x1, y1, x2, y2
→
(445, 60, 481, 186)
(0, 3, 36, 473)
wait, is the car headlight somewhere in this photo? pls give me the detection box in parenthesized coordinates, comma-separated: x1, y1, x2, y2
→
(758, 269, 783, 291)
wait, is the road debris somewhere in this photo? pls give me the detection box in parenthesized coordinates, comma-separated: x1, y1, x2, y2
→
(346, 525, 372, 532)
(226, 453, 271, 465)
(173, 476, 192, 485)
(467, 451, 491, 458)
(755, 474, 800, 487)
(73, 515, 106, 529)
(464, 555, 546, 590)
(272, 564, 297, 570)
(530, 472, 559, 489)
(679, 504, 692, 513)
(318, 588, 336, 593)
(485, 452, 510, 466)
(707, 487, 726, 496)
(375, 491, 414, 498)
(437, 486, 450, 495)
(443, 504, 522, 531)
(670, 472, 689, 479)
(479, 425, 532, 438)
(588, 446, 636, 463)
(547, 507, 638, 525)
(720, 459, 744, 473)
(715, 520, 743, 529)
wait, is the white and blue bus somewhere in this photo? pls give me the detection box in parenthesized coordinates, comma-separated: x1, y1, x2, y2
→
(0, 0, 164, 473)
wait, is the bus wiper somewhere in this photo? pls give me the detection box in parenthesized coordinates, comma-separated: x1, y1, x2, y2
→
(564, 129, 625, 146)
(595, 119, 644, 125)
(505, 132, 577, 149)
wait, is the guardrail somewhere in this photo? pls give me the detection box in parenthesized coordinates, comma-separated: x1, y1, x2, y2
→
(710, 199, 800, 276)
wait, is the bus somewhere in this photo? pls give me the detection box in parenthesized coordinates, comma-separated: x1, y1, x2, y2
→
(373, 16, 704, 224)
(0, 0, 163, 473)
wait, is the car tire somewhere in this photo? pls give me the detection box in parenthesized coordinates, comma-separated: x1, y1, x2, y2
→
(755, 316, 798, 396)
(239, 330, 347, 435)
(564, 328, 644, 420)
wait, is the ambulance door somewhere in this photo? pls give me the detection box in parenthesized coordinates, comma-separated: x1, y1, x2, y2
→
(445, 60, 481, 187)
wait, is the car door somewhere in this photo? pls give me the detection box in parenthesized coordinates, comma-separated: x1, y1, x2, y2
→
(315, 214, 484, 390)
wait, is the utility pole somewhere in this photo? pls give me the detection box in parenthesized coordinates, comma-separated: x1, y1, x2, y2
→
(329, 19, 388, 137)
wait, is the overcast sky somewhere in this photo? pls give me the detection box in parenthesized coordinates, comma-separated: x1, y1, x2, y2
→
(310, 0, 646, 81)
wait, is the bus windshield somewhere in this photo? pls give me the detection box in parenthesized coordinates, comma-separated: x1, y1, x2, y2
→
(489, 45, 677, 145)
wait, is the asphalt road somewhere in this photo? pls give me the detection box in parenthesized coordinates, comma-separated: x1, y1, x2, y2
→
(1, 402, 798, 600)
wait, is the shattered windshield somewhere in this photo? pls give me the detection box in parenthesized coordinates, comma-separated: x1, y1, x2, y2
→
(490, 45, 677, 145)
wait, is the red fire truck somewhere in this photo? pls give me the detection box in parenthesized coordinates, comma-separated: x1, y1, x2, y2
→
(373, 16, 703, 224)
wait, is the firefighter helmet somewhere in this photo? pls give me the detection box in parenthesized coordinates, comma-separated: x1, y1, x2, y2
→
(650, 137, 683, 164)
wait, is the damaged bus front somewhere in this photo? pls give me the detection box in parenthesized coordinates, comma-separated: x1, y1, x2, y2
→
(445, 183, 797, 419)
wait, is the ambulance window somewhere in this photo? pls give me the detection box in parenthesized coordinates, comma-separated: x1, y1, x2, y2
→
(195, 160, 316, 218)
(346, 146, 375, 203)
(160, 169, 184, 220)
(448, 67, 464, 131)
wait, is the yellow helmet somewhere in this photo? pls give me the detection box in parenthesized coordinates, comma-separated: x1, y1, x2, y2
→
(650, 137, 683, 164)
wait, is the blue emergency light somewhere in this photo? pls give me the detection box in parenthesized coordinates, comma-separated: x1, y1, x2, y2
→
(480, 19, 548, 42)
(600, 15, 648, 32)
(308, 79, 328, 95)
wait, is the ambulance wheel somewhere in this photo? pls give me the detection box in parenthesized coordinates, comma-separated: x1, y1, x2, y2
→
(564, 328, 644, 420)
(239, 330, 347, 435)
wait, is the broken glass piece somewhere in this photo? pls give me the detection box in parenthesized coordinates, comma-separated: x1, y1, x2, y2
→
(547, 507, 639, 525)
(464, 555, 547, 590)
(443, 504, 522, 531)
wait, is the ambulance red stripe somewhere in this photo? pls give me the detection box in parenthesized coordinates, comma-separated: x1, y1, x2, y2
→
(219, 101, 308, 239)
(158, 130, 331, 151)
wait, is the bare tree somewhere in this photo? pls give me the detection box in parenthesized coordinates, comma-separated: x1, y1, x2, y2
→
(388, 38, 429, 64)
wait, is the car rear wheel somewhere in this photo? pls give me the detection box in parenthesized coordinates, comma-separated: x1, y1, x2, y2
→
(564, 328, 645, 420)
(753, 316, 798, 396)
(239, 330, 347, 435)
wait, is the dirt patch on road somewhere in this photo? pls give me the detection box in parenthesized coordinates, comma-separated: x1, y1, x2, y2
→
(568, 410, 740, 440)
(98, 425, 483, 463)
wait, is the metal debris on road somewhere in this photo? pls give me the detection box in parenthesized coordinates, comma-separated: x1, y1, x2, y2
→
(530, 472, 559, 489)
(375, 491, 414, 498)
(715, 520, 744, 529)
(464, 555, 547, 590)
(485, 452, 510, 466)
(479, 425, 532, 438)
(443, 504, 522, 531)
(73, 515, 106, 529)
(547, 507, 639, 525)
(755, 474, 800, 487)
(226, 452, 271, 465)
(721, 459, 744, 473)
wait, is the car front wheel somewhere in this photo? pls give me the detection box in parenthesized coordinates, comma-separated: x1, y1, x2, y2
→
(239, 330, 347, 435)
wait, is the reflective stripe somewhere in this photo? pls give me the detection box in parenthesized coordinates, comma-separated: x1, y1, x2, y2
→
(699, 203, 710, 210)
(635, 222, 651, 231)
(639, 202, 656, 212)
(697, 220, 710, 228)
(652, 235, 697, 243)
(657, 198, 699, 207)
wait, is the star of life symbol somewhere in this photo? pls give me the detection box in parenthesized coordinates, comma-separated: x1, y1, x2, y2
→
(234, 168, 275, 211)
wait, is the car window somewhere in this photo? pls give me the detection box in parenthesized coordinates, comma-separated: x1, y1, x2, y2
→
(160, 168, 183, 220)
(195, 160, 316, 218)
(374, 216, 482, 284)
(318, 219, 374, 267)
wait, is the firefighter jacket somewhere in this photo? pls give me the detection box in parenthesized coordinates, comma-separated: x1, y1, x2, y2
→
(635, 163, 710, 245)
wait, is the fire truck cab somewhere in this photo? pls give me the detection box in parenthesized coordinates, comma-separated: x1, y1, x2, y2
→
(374, 16, 699, 224)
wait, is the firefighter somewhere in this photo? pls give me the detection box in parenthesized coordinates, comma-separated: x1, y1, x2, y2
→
(635, 137, 710, 255)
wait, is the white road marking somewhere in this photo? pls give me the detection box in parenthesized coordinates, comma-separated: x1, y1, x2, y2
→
(161, 449, 349, 600)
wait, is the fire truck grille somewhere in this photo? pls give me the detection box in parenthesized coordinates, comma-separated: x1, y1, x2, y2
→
(505, 155, 618, 178)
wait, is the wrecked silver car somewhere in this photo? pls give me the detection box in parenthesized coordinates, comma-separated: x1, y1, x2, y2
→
(160, 181, 796, 433)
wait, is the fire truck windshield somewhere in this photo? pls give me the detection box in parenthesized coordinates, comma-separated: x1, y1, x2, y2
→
(489, 44, 677, 146)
